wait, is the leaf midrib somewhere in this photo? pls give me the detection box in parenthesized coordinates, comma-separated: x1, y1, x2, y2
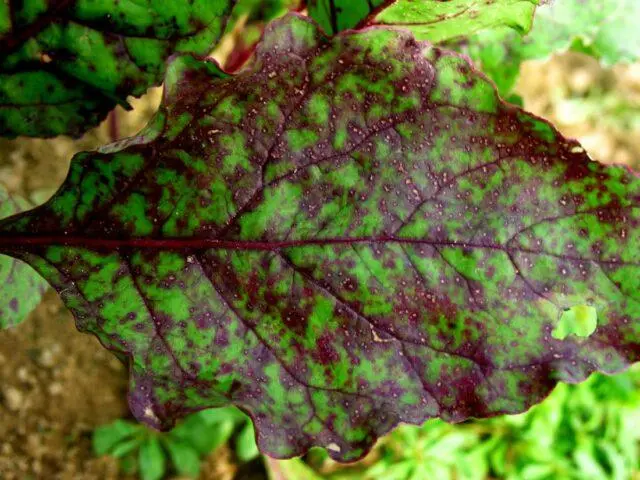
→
(0, 234, 635, 267)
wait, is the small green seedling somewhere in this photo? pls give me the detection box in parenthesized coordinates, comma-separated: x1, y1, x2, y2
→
(93, 407, 259, 480)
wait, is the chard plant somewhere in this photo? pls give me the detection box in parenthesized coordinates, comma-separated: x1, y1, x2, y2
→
(1, 0, 639, 465)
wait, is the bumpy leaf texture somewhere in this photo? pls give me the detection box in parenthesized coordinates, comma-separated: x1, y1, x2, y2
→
(0, 185, 46, 328)
(0, 14, 639, 461)
(0, 0, 234, 138)
(308, 0, 539, 41)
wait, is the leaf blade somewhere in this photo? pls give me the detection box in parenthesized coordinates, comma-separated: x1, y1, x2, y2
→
(0, 14, 639, 462)
(372, 0, 539, 43)
(0, 0, 235, 138)
(93, 420, 144, 456)
(458, 0, 640, 100)
(307, 0, 388, 35)
(519, 0, 640, 65)
(139, 437, 166, 480)
(307, 0, 539, 41)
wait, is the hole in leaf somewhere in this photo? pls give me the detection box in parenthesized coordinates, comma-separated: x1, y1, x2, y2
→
(552, 305, 598, 340)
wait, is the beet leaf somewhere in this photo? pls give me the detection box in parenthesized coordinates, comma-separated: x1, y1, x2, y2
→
(373, 0, 539, 43)
(518, 0, 640, 66)
(0, 14, 638, 461)
(458, 0, 640, 101)
(307, 0, 539, 42)
(0, 0, 235, 138)
(307, 0, 386, 34)
(0, 185, 46, 328)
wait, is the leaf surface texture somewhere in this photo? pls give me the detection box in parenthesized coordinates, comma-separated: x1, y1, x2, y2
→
(0, 14, 638, 461)
(0, 0, 234, 137)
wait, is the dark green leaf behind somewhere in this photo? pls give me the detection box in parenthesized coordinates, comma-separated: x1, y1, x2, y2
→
(0, 0, 235, 138)
(307, 0, 387, 35)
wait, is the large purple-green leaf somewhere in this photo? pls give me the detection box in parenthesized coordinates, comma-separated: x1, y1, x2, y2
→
(0, 185, 46, 328)
(0, 14, 638, 461)
(0, 0, 235, 138)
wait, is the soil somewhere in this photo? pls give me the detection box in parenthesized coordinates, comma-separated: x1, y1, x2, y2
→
(516, 53, 640, 168)
(0, 53, 638, 479)
(0, 292, 128, 479)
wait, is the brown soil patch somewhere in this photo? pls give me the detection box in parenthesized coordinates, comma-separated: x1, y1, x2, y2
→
(0, 292, 129, 479)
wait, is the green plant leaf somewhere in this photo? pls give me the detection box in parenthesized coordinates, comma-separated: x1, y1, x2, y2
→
(93, 419, 143, 456)
(119, 454, 139, 475)
(236, 422, 260, 462)
(307, 0, 387, 35)
(195, 406, 247, 425)
(460, 0, 640, 100)
(450, 27, 524, 99)
(163, 437, 202, 477)
(111, 437, 145, 458)
(171, 417, 235, 455)
(371, 0, 539, 43)
(0, 14, 639, 461)
(0, 0, 235, 138)
(168, 408, 241, 455)
(552, 305, 598, 341)
(139, 437, 166, 480)
(518, 0, 640, 66)
(266, 457, 325, 480)
(232, 0, 299, 23)
(307, 0, 539, 41)
(0, 185, 47, 328)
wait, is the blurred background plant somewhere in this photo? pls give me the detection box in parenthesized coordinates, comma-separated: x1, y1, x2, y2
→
(93, 407, 259, 480)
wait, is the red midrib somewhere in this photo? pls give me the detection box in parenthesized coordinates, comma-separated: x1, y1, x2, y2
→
(0, 234, 633, 268)
(0, 234, 498, 251)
